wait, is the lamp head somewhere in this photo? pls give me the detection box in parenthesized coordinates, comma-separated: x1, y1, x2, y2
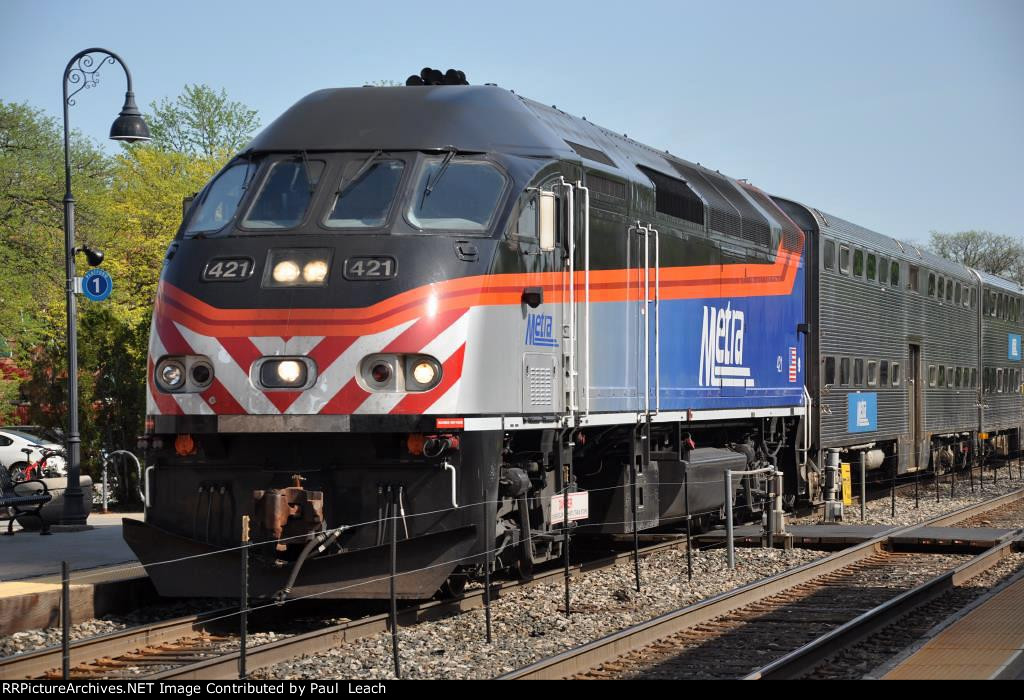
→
(76, 245, 105, 267)
(109, 91, 151, 143)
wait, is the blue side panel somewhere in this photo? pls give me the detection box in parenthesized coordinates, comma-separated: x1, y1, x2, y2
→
(588, 262, 805, 412)
(847, 392, 878, 433)
(1009, 333, 1021, 361)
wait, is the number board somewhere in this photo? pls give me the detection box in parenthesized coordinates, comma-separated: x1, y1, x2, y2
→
(203, 257, 256, 282)
(343, 256, 397, 280)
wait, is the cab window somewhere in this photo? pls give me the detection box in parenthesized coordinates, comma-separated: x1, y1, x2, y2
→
(243, 158, 324, 229)
(407, 158, 506, 232)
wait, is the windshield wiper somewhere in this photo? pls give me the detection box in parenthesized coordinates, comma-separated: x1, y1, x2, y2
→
(299, 150, 318, 193)
(336, 150, 384, 199)
(421, 148, 456, 204)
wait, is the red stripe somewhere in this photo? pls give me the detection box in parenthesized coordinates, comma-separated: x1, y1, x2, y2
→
(307, 335, 358, 372)
(201, 378, 246, 414)
(320, 377, 370, 414)
(391, 344, 466, 414)
(218, 337, 264, 377)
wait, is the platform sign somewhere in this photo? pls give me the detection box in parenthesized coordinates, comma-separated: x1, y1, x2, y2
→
(847, 392, 877, 433)
(81, 268, 112, 302)
(550, 490, 589, 525)
(840, 462, 853, 506)
(1009, 334, 1021, 361)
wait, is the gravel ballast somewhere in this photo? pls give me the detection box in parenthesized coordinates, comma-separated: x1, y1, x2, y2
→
(251, 546, 824, 680)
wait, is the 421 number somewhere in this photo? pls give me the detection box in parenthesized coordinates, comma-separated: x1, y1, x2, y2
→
(203, 257, 255, 281)
(344, 257, 397, 280)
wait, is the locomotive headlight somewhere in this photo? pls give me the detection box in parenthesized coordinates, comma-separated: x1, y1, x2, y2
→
(258, 357, 313, 389)
(272, 260, 301, 283)
(405, 355, 442, 391)
(303, 260, 329, 283)
(156, 359, 186, 391)
(263, 249, 332, 288)
(276, 360, 303, 383)
(412, 361, 436, 385)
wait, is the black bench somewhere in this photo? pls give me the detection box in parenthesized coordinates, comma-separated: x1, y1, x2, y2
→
(1, 465, 52, 535)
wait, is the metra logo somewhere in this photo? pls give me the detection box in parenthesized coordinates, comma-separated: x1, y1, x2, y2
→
(699, 303, 754, 388)
(525, 313, 558, 347)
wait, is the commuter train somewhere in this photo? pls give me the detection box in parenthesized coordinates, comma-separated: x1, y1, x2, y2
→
(124, 70, 1023, 600)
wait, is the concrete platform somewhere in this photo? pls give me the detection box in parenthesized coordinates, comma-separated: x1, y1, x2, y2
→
(694, 523, 891, 548)
(694, 524, 1020, 550)
(884, 571, 1024, 679)
(0, 513, 153, 635)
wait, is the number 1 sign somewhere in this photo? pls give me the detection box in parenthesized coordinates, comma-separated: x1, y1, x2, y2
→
(82, 268, 113, 302)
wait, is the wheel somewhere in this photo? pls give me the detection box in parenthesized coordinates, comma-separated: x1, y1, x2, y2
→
(437, 574, 468, 599)
(8, 462, 27, 482)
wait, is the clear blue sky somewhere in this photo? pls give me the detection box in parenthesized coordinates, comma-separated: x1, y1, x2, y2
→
(2, 0, 1021, 241)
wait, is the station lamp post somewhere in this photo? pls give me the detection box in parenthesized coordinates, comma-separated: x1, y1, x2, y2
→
(60, 49, 150, 526)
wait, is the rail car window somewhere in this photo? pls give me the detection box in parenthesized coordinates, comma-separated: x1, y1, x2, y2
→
(880, 360, 889, 386)
(853, 249, 864, 278)
(185, 160, 253, 235)
(946, 280, 953, 303)
(243, 158, 324, 229)
(839, 245, 851, 274)
(997, 368, 1004, 393)
(937, 276, 945, 301)
(823, 239, 835, 271)
(928, 365, 937, 387)
(840, 357, 851, 385)
(866, 254, 876, 282)
(823, 356, 836, 386)
(938, 365, 947, 387)
(970, 287, 976, 309)
(955, 283, 962, 306)
(867, 361, 878, 386)
(928, 273, 936, 297)
(879, 257, 888, 284)
(323, 160, 405, 229)
(854, 358, 864, 386)
(907, 265, 918, 292)
(970, 368, 977, 388)
(891, 261, 900, 287)
(955, 366, 963, 388)
(892, 363, 901, 386)
(407, 159, 506, 232)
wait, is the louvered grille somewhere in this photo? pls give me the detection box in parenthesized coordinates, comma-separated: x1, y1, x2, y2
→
(528, 366, 553, 407)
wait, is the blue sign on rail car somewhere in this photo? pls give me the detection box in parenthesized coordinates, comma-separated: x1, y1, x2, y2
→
(1009, 334, 1021, 361)
(847, 392, 877, 433)
(81, 268, 112, 302)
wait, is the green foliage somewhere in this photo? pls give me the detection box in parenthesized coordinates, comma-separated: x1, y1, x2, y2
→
(0, 85, 257, 466)
(928, 230, 1024, 285)
(145, 84, 260, 157)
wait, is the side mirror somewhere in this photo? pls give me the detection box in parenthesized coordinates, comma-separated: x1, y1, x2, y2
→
(537, 191, 556, 252)
(182, 194, 196, 220)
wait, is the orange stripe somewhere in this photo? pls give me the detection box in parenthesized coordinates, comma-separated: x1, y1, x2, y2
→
(157, 248, 801, 337)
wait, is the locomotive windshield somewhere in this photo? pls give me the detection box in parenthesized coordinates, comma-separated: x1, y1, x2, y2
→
(184, 159, 253, 236)
(243, 157, 325, 229)
(407, 158, 505, 232)
(323, 159, 404, 229)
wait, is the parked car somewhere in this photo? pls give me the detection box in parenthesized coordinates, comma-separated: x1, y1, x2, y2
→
(0, 428, 67, 479)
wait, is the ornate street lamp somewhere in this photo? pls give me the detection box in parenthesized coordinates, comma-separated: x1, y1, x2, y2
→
(60, 49, 150, 526)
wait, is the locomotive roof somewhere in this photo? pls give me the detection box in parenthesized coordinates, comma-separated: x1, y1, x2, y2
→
(246, 85, 783, 245)
(244, 86, 577, 157)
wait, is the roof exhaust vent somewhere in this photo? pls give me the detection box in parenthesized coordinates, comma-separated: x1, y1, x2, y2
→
(406, 67, 468, 86)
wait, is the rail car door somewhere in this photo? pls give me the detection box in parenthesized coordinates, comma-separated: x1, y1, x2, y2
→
(908, 344, 923, 469)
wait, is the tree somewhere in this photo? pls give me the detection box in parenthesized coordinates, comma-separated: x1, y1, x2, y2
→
(145, 84, 260, 157)
(928, 230, 1024, 284)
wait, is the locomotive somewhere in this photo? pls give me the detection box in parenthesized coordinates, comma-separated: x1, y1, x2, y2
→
(125, 70, 1022, 600)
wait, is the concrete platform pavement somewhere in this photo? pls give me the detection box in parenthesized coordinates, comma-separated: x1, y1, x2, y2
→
(0, 513, 154, 635)
(1, 512, 142, 581)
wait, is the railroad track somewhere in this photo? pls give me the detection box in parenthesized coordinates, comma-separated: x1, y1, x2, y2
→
(0, 535, 687, 680)
(500, 488, 1024, 679)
